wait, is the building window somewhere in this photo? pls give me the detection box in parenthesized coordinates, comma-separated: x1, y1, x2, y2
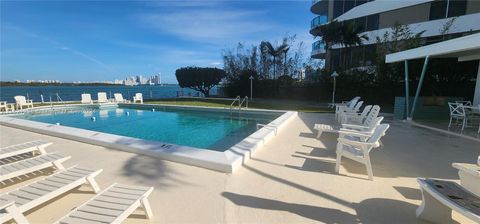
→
(344, 0, 355, 12)
(430, 0, 467, 20)
(366, 14, 379, 31)
(429, 0, 447, 20)
(355, 0, 368, 7)
(333, 0, 344, 19)
(448, 0, 467, 17)
(355, 17, 366, 33)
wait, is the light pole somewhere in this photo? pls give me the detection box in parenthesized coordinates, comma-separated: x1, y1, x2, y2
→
(249, 76, 254, 100)
(331, 71, 339, 106)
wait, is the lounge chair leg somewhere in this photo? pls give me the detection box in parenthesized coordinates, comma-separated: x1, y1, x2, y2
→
(52, 161, 65, 170)
(416, 187, 453, 223)
(316, 130, 323, 138)
(5, 204, 30, 224)
(141, 197, 153, 219)
(448, 117, 452, 128)
(86, 176, 101, 193)
(365, 157, 374, 181)
(335, 150, 342, 173)
(37, 146, 47, 155)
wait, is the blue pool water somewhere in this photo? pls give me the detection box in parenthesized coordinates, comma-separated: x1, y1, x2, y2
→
(15, 106, 279, 151)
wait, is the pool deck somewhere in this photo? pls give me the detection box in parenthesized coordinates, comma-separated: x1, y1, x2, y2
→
(1, 112, 478, 223)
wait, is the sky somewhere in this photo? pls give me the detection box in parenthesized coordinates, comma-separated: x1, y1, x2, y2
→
(1, 0, 315, 83)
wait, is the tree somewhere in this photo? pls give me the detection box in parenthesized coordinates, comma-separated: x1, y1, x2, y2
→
(375, 22, 425, 81)
(175, 67, 226, 97)
(260, 41, 289, 79)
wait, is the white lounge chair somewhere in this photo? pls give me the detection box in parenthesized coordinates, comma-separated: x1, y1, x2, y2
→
(0, 167, 102, 224)
(56, 183, 153, 224)
(0, 101, 7, 112)
(315, 105, 381, 138)
(0, 140, 51, 160)
(114, 93, 130, 103)
(81, 94, 93, 104)
(416, 178, 480, 223)
(315, 116, 383, 139)
(337, 101, 363, 122)
(133, 93, 143, 104)
(335, 123, 390, 180)
(0, 153, 70, 182)
(14, 96, 33, 110)
(340, 105, 372, 124)
(335, 97, 360, 121)
(97, 92, 108, 103)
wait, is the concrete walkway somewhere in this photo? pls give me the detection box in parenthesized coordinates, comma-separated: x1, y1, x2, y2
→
(1, 113, 478, 223)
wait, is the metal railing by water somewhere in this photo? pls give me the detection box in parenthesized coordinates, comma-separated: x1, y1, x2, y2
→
(229, 96, 249, 113)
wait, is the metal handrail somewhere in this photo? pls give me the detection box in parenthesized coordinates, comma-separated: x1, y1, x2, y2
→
(239, 96, 248, 110)
(56, 93, 66, 106)
(230, 96, 241, 111)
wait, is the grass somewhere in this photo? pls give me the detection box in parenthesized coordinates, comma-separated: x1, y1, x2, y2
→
(146, 98, 333, 113)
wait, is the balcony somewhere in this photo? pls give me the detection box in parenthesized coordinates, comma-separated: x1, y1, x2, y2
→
(311, 40, 326, 58)
(311, 15, 328, 29)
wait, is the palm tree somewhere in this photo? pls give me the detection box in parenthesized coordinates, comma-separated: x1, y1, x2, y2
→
(316, 20, 368, 71)
(317, 20, 343, 71)
(318, 20, 342, 51)
(339, 22, 369, 69)
(260, 41, 289, 79)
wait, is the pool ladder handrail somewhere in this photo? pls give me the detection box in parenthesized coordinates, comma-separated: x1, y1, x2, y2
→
(230, 96, 248, 112)
(239, 96, 248, 110)
(230, 96, 241, 111)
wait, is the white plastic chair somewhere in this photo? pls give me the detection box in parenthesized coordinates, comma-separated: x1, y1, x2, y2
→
(335, 97, 360, 120)
(0, 101, 7, 112)
(338, 101, 364, 122)
(335, 123, 390, 180)
(455, 100, 472, 106)
(114, 93, 130, 103)
(133, 93, 143, 104)
(340, 105, 372, 124)
(81, 94, 93, 104)
(97, 92, 108, 103)
(448, 102, 467, 131)
(14, 96, 33, 110)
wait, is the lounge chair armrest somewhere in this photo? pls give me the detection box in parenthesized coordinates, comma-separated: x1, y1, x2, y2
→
(337, 138, 375, 148)
(338, 130, 371, 138)
(341, 124, 368, 130)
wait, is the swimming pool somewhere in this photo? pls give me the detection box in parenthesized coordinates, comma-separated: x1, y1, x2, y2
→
(13, 106, 279, 151)
(1, 104, 297, 172)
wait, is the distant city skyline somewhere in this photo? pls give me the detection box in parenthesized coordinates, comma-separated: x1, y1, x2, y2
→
(10, 73, 164, 85)
(1, 1, 313, 83)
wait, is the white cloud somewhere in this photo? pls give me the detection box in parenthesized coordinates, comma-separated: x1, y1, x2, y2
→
(137, 9, 275, 43)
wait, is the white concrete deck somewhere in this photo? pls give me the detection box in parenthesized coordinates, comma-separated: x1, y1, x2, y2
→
(1, 113, 478, 223)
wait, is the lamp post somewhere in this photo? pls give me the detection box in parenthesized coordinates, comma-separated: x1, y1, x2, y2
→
(331, 71, 339, 106)
(249, 76, 254, 100)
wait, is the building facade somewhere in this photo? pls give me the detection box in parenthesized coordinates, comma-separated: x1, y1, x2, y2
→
(310, 0, 480, 71)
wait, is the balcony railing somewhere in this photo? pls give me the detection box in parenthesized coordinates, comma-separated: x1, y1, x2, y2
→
(311, 40, 326, 57)
(311, 15, 328, 29)
(312, 40, 326, 51)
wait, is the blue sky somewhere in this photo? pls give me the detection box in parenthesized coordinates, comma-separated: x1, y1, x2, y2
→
(1, 1, 314, 83)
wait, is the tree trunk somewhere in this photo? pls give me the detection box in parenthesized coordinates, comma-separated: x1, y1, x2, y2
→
(273, 56, 276, 79)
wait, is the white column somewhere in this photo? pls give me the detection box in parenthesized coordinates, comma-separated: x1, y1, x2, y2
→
(473, 63, 480, 106)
